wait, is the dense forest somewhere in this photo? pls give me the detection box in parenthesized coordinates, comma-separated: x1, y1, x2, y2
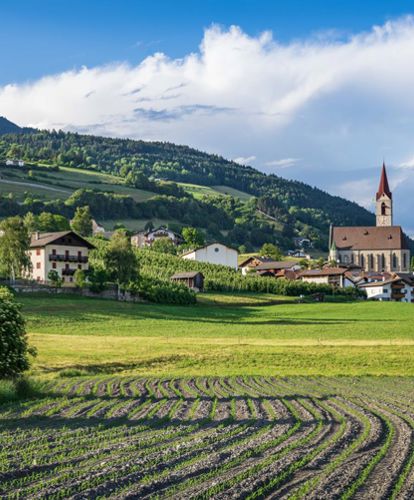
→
(0, 121, 376, 250)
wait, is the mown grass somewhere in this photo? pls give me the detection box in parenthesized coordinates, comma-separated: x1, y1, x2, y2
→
(18, 293, 414, 378)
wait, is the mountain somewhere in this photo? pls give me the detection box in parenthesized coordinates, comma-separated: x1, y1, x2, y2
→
(0, 117, 34, 135)
(0, 123, 376, 251)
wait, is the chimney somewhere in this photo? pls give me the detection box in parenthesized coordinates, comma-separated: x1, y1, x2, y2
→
(34, 231, 39, 240)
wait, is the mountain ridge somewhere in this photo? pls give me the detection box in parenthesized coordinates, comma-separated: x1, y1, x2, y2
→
(0, 118, 377, 250)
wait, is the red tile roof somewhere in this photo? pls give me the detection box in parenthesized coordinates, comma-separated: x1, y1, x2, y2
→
(331, 226, 408, 251)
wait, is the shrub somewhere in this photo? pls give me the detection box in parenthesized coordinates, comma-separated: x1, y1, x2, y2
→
(127, 277, 196, 305)
(0, 287, 37, 378)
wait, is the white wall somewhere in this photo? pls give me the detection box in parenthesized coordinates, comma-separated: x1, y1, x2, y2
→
(183, 243, 238, 270)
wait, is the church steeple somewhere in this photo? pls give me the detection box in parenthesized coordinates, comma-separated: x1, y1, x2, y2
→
(376, 163, 393, 227)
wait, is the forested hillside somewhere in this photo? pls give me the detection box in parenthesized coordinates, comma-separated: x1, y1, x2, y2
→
(0, 124, 375, 250)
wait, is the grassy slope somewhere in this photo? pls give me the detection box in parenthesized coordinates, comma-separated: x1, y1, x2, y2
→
(0, 165, 156, 202)
(21, 293, 414, 378)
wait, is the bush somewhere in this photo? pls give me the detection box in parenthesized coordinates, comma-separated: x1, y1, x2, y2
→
(127, 277, 196, 305)
(0, 287, 37, 378)
(0, 377, 44, 403)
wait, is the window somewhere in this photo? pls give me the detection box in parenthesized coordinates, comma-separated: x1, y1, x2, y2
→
(369, 254, 374, 270)
(36, 248, 41, 256)
(403, 253, 407, 269)
(78, 251, 82, 258)
(214, 247, 219, 253)
(392, 253, 398, 269)
(52, 263, 57, 269)
(65, 250, 69, 259)
(381, 202, 387, 216)
(65, 264, 69, 270)
(360, 254, 365, 268)
(36, 262, 41, 269)
(78, 264, 82, 270)
(383, 288, 388, 294)
(52, 249, 56, 255)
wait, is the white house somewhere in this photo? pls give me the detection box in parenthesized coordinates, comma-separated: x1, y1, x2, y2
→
(131, 226, 183, 248)
(28, 230, 95, 286)
(6, 159, 25, 166)
(181, 243, 238, 270)
(359, 277, 414, 302)
(299, 268, 356, 288)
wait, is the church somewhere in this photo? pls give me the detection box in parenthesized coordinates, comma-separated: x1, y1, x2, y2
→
(329, 164, 411, 273)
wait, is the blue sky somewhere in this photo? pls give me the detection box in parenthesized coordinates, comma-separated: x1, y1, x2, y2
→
(2, 0, 413, 85)
(1, 1, 414, 233)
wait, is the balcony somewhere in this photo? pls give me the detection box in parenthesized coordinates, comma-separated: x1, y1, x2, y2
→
(62, 268, 76, 276)
(49, 254, 88, 263)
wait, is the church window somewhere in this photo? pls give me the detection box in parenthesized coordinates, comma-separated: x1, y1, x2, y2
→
(403, 253, 407, 269)
(392, 253, 398, 269)
(360, 254, 365, 268)
(381, 202, 387, 216)
(369, 254, 374, 270)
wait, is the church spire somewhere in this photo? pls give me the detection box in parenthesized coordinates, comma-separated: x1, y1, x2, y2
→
(376, 162, 392, 201)
(376, 162, 393, 227)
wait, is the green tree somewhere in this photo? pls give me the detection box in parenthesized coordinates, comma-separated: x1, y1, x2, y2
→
(151, 237, 177, 255)
(47, 270, 63, 288)
(259, 243, 282, 261)
(71, 206, 93, 237)
(0, 287, 36, 378)
(0, 217, 31, 282)
(103, 232, 139, 291)
(23, 212, 36, 233)
(74, 269, 86, 288)
(182, 227, 205, 248)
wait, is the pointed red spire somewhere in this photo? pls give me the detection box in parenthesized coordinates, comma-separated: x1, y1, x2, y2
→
(376, 162, 392, 200)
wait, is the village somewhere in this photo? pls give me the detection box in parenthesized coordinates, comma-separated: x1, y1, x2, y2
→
(3, 163, 412, 303)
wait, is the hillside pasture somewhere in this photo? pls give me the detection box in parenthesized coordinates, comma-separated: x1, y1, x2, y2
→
(0, 165, 156, 202)
(21, 294, 414, 377)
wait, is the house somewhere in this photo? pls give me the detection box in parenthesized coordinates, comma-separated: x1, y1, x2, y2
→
(171, 272, 204, 292)
(131, 226, 183, 248)
(5, 159, 25, 166)
(239, 256, 274, 275)
(329, 164, 411, 273)
(28, 230, 95, 286)
(299, 267, 355, 288)
(287, 249, 311, 259)
(359, 276, 414, 302)
(181, 243, 238, 270)
(293, 237, 312, 248)
(254, 260, 301, 277)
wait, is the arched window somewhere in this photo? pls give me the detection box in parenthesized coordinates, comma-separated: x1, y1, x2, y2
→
(360, 254, 365, 268)
(392, 253, 398, 270)
(381, 202, 387, 216)
(403, 252, 407, 269)
(381, 254, 386, 271)
(369, 254, 374, 270)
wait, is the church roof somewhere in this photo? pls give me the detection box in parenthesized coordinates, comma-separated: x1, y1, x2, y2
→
(331, 226, 408, 251)
(376, 163, 392, 200)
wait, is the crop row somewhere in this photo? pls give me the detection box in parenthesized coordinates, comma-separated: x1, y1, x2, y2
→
(0, 376, 413, 499)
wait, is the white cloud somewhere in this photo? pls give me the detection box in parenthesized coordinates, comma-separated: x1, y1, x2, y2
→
(233, 155, 256, 165)
(2, 18, 414, 230)
(265, 158, 301, 168)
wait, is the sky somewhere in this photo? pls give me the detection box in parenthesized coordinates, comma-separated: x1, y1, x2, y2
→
(1, 0, 414, 234)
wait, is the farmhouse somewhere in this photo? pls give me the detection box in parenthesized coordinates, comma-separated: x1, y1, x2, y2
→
(329, 164, 411, 273)
(239, 256, 274, 275)
(182, 242, 238, 270)
(171, 271, 204, 292)
(300, 267, 355, 288)
(359, 276, 414, 302)
(131, 226, 183, 248)
(5, 159, 25, 166)
(28, 230, 95, 286)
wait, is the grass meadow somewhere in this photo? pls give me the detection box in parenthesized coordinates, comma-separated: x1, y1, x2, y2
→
(20, 292, 414, 378)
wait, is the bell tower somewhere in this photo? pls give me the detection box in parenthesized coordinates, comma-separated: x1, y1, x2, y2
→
(376, 163, 393, 227)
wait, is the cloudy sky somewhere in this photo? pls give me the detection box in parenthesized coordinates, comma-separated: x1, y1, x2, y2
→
(1, 1, 414, 234)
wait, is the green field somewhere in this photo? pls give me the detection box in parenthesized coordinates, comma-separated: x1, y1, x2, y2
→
(21, 293, 414, 378)
(0, 164, 156, 202)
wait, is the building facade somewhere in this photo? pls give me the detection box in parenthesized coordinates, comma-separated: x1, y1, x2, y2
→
(329, 164, 411, 273)
(131, 226, 183, 248)
(28, 231, 95, 286)
(182, 243, 238, 270)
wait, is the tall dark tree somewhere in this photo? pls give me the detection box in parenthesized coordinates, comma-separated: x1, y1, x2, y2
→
(71, 206, 93, 236)
(0, 217, 31, 282)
